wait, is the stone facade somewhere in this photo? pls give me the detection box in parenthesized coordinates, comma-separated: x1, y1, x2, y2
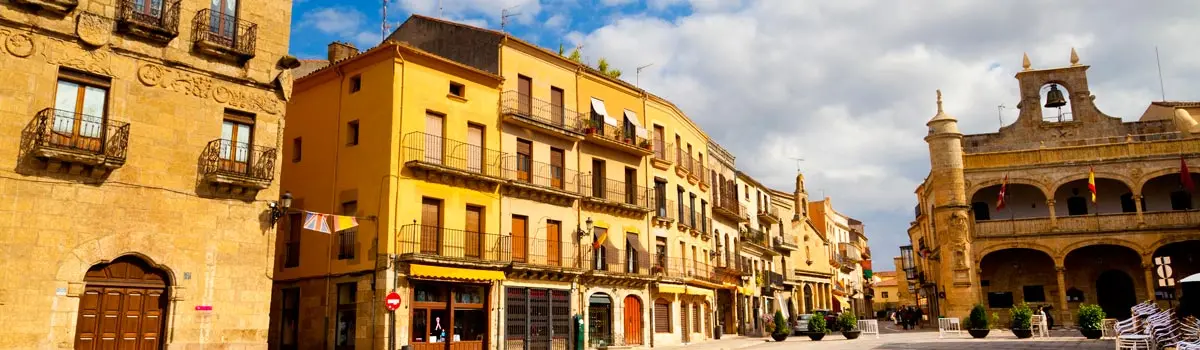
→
(0, 0, 293, 348)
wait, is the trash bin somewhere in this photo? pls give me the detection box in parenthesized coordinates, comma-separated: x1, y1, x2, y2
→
(715, 322, 723, 339)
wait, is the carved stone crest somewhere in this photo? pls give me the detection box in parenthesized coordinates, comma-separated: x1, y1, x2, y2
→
(76, 12, 112, 47)
(137, 63, 283, 115)
(3, 31, 34, 58)
(275, 69, 294, 101)
(41, 38, 113, 76)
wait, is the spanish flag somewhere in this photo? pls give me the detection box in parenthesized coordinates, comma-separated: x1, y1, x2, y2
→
(592, 229, 608, 250)
(1088, 166, 1097, 203)
(996, 174, 1009, 210)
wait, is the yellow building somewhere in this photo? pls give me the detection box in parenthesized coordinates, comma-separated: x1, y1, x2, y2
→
(906, 50, 1200, 325)
(0, 0, 293, 348)
(784, 173, 836, 316)
(870, 271, 900, 312)
(706, 141, 749, 335)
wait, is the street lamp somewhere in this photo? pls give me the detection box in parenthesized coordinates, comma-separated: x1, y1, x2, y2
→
(577, 217, 594, 238)
(269, 191, 293, 225)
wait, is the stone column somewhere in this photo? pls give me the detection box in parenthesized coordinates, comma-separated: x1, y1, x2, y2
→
(1142, 261, 1157, 303)
(1047, 199, 1057, 227)
(1134, 194, 1144, 223)
(1056, 265, 1070, 326)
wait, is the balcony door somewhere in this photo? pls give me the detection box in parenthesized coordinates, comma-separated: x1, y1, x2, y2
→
(546, 220, 561, 267)
(209, 0, 237, 42)
(421, 198, 442, 254)
(512, 215, 527, 263)
(549, 148, 564, 189)
(516, 139, 532, 182)
(465, 206, 484, 259)
(550, 87, 564, 126)
(133, 0, 164, 18)
(591, 159, 605, 198)
(53, 77, 108, 152)
(517, 75, 532, 115)
(424, 113, 444, 164)
(219, 117, 252, 174)
(467, 123, 484, 173)
(624, 168, 637, 205)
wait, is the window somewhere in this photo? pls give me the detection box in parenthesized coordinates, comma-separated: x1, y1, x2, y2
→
(1067, 195, 1088, 216)
(1066, 288, 1084, 302)
(744, 185, 749, 199)
(677, 186, 685, 224)
(550, 86, 565, 124)
(881, 291, 889, 299)
(52, 70, 111, 153)
(346, 120, 359, 146)
(208, 0, 238, 39)
(654, 299, 671, 333)
(335, 282, 357, 349)
(591, 158, 606, 198)
(654, 179, 667, 218)
(624, 167, 637, 205)
(349, 75, 361, 93)
(220, 112, 254, 174)
(593, 227, 608, 269)
(987, 291, 1014, 308)
(131, 0, 164, 18)
(700, 200, 708, 233)
(516, 139, 532, 182)
(655, 237, 667, 268)
(280, 288, 300, 349)
(625, 233, 639, 274)
(550, 147, 565, 189)
(1022, 285, 1045, 302)
(449, 81, 465, 98)
(1171, 190, 1193, 210)
(972, 202, 990, 220)
(338, 201, 357, 259)
(291, 137, 302, 162)
(284, 209, 302, 268)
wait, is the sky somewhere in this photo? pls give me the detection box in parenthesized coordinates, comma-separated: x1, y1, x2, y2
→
(287, 0, 1200, 272)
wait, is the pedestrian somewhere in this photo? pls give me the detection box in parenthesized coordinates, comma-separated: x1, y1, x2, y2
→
(914, 307, 924, 329)
(1044, 304, 1056, 330)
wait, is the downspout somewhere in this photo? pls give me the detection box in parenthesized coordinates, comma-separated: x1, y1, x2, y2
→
(495, 36, 507, 350)
(391, 43, 407, 350)
(325, 62, 346, 350)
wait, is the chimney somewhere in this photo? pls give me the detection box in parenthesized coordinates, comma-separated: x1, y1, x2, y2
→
(327, 41, 360, 63)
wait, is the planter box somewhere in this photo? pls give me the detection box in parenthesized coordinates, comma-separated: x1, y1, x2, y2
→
(1011, 328, 1033, 339)
(968, 329, 990, 338)
(842, 330, 861, 339)
(807, 332, 825, 341)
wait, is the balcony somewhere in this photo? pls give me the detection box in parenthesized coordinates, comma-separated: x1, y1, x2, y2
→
(677, 203, 694, 231)
(973, 210, 1200, 238)
(654, 255, 720, 284)
(579, 175, 652, 216)
(690, 155, 705, 188)
(653, 199, 675, 225)
(839, 242, 862, 263)
(768, 271, 785, 288)
(10, 0, 76, 14)
(581, 120, 652, 157)
(500, 91, 585, 141)
(713, 196, 748, 223)
(651, 141, 673, 170)
(402, 132, 506, 187)
(501, 156, 579, 205)
(511, 237, 579, 270)
(584, 245, 651, 276)
(199, 139, 276, 195)
(23, 108, 129, 177)
(396, 224, 511, 266)
(773, 235, 799, 252)
(741, 228, 772, 252)
(116, 0, 181, 43)
(191, 9, 257, 61)
(757, 207, 780, 224)
(674, 149, 691, 178)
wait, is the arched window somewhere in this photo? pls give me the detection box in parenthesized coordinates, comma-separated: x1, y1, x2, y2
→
(654, 298, 671, 333)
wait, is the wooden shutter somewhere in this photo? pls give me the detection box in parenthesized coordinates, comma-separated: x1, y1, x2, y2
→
(550, 148, 564, 189)
(467, 123, 484, 173)
(465, 206, 483, 259)
(420, 198, 441, 254)
(623, 296, 643, 345)
(424, 113, 444, 164)
(517, 139, 532, 182)
(546, 220, 561, 267)
(550, 87, 564, 125)
(518, 75, 532, 115)
(680, 302, 689, 335)
(654, 299, 671, 333)
(624, 168, 637, 205)
(692, 304, 701, 331)
(512, 215, 527, 263)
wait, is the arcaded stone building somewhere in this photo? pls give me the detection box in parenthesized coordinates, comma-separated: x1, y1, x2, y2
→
(0, 0, 293, 348)
(907, 49, 1200, 325)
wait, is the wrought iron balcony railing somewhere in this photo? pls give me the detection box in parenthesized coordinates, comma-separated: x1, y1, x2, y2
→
(199, 139, 277, 184)
(192, 8, 257, 59)
(579, 175, 652, 209)
(654, 255, 719, 283)
(501, 91, 583, 135)
(396, 224, 511, 263)
(26, 108, 130, 166)
(675, 148, 691, 171)
(769, 271, 784, 286)
(654, 199, 675, 222)
(581, 120, 652, 155)
(741, 227, 768, 247)
(502, 156, 578, 194)
(691, 155, 707, 184)
(117, 0, 181, 42)
(513, 237, 578, 268)
(403, 132, 506, 180)
(584, 244, 650, 275)
(679, 203, 694, 229)
(653, 141, 672, 163)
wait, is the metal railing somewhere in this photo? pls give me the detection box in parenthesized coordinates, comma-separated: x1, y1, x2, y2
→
(396, 224, 511, 263)
(502, 156, 578, 193)
(513, 237, 578, 268)
(500, 91, 583, 133)
(679, 203, 694, 229)
(653, 140, 672, 162)
(655, 199, 675, 221)
(403, 132, 505, 179)
(200, 139, 277, 181)
(28, 108, 130, 162)
(768, 271, 784, 286)
(579, 175, 651, 209)
(192, 8, 257, 56)
(676, 148, 691, 171)
(117, 0, 181, 37)
(654, 255, 719, 282)
(584, 244, 650, 275)
(581, 119, 650, 151)
(692, 155, 707, 183)
(964, 131, 1182, 154)
(742, 227, 768, 246)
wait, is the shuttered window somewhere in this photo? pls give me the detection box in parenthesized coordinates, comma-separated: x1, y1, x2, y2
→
(692, 303, 701, 331)
(654, 299, 671, 333)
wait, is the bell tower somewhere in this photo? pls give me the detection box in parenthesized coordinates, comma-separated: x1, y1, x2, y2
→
(1012, 49, 1121, 131)
(924, 90, 978, 319)
(793, 172, 808, 222)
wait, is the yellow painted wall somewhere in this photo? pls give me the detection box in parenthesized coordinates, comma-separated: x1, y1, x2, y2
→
(499, 43, 579, 110)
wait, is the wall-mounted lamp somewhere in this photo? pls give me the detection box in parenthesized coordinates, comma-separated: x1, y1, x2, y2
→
(269, 191, 293, 225)
(577, 217, 594, 239)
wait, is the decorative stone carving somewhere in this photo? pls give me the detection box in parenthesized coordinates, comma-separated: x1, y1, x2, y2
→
(950, 211, 970, 269)
(137, 63, 282, 115)
(41, 38, 113, 76)
(1, 30, 35, 58)
(75, 12, 111, 47)
(275, 69, 293, 101)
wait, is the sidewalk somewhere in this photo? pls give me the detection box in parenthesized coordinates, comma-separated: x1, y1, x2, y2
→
(652, 335, 769, 350)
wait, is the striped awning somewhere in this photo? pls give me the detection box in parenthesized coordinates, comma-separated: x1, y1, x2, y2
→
(657, 283, 687, 294)
(409, 264, 505, 281)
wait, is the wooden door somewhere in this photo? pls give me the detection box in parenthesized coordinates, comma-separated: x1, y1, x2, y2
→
(425, 113, 444, 164)
(546, 221, 561, 267)
(512, 215, 527, 263)
(623, 296, 643, 345)
(75, 257, 168, 350)
(421, 198, 442, 254)
(591, 159, 605, 198)
(624, 168, 637, 205)
(518, 75, 532, 115)
(680, 302, 690, 342)
(465, 206, 483, 259)
(516, 139, 532, 182)
(653, 126, 665, 159)
(220, 118, 252, 174)
(549, 148, 564, 189)
(209, 0, 237, 41)
(550, 87, 564, 125)
(52, 78, 108, 152)
(467, 124, 484, 173)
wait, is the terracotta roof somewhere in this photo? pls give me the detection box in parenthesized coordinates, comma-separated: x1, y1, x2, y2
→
(294, 59, 329, 79)
(875, 279, 897, 287)
(874, 271, 896, 278)
(1152, 101, 1200, 108)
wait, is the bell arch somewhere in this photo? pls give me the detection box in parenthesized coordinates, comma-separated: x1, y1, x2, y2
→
(1058, 238, 1144, 260)
(967, 176, 1052, 202)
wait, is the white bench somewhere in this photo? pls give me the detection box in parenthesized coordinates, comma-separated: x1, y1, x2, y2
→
(938, 317, 962, 338)
(858, 319, 879, 338)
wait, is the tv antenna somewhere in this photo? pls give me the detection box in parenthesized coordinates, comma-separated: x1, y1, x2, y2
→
(380, 0, 389, 41)
(790, 157, 805, 172)
(997, 104, 1006, 128)
(635, 63, 654, 88)
(501, 6, 521, 32)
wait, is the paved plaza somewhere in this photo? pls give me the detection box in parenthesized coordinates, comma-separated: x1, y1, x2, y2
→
(656, 326, 1114, 350)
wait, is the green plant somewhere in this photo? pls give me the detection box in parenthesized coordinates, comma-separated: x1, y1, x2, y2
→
(755, 273, 765, 287)
(1077, 304, 1106, 331)
(991, 312, 1000, 329)
(837, 312, 857, 331)
(966, 304, 988, 329)
(773, 310, 791, 335)
(809, 312, 828, 333)
(567, 48, 582, 63)
(1010, 303, 1033, 330)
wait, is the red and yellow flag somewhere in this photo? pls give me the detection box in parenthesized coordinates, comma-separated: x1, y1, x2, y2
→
(592, 229, 608, 250)
(996, 174, 1009, 210)
(1088, 166, 1097, 203)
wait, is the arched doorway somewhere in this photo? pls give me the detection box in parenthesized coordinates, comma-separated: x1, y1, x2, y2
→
(803, 285, 814, 313)
(1096, 270, 1137, 320)
(587, 293, 613, 347)
(75, 256, 170, 350)
(979, 248, 1056, 324)
(622, 295, 643, 345)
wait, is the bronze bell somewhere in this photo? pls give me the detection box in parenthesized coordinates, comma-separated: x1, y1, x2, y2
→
(1044, 84, 1067, 108)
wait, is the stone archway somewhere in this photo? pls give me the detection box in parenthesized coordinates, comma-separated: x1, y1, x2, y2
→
(75, 255, 171, 350)
(1064, 244, 1146, 321)
(979, 248, 1057, 321)
(1151, 239, 1200, 301)
(1096, 270, 1137, 320)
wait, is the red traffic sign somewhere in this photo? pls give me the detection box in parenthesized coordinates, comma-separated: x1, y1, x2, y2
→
(385, 292, 402, 311)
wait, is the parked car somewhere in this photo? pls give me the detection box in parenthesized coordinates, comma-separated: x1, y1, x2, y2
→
(793, 314, 812, 335)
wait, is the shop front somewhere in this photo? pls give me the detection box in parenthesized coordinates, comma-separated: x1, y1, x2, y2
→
(505, 287, 573, 350)
(407, 265, 505, 350)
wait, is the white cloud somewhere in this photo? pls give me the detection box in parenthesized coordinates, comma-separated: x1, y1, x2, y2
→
(569, 0, 1200, 268)
(601, 0, 637, 6)
(396, 0, 542, 25)
(544, 13, 569, 30)
(301, 7, 366, 36)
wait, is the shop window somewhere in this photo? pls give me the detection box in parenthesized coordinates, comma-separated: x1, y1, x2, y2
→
(587, 294, 613, 347)
(411, 282, 491, 346)
(1023, 285, 1046, 302)
(987, 291, 1014, 308)
(335, 282, 356, 349)
(1066, 288, 1084, 302)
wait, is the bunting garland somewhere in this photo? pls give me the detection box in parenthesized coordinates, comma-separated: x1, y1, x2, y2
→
(300, 210, 361, 234)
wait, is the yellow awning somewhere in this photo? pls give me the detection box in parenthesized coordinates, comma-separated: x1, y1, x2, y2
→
(592, 220, 611, 229)
(721, 283, 738, 290)
(657, 283, 687, 294)
(623, 225, 641, 234)
(738, 286, 755, 295)
(685, 286, 713, 298)
(410, 264, 505, 281)
(834, 296, 850, 308)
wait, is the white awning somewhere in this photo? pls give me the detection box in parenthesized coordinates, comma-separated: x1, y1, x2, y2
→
(624, 109, 648, 138)
(591, 98, 618, 126)
(1182, 273, 1200, 283)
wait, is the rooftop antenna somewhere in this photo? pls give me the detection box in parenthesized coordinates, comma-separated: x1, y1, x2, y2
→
(380, 0, 389, 41)
(501, 5, 521, 33)
(1156, 46, 1166, 101)
(635, 63, 654, 88)
(997, 104, 1006, 128)
(790, 157, 805, 172)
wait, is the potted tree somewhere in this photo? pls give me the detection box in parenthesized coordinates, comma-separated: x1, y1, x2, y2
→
(1077, 304, 1106, 339)
(807, 311, 828, 341)
(966, 304, 990, 338)
(838, 312, 860, 339)
(1010, 303, 1034, 339)
(771, 310, 790, 341)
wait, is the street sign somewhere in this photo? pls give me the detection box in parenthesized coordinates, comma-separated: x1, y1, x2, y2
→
(1155, 256, 1175, 288)
(385, 291, 401, 311)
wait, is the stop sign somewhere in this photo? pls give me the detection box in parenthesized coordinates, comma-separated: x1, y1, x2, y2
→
(385, 292, 401, 311)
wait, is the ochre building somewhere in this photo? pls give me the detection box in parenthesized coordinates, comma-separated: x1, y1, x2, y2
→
(0, 0, 294, 348)
(906, 50, 1200, 325)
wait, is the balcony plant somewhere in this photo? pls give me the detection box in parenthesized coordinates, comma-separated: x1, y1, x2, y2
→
(807, 311, 828, 340)
(1009, 303, 1033, 339)
(771, 310, 790, 341)
(965, 304, 990, 338)
(838, 312, 860, 339)
(1077, 304, 1105, 339)
(639, 139, 651, 149)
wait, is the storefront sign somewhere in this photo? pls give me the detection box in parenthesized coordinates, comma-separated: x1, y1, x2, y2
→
(385, 291, 402, 311)
(1155, 256, 1176, 287)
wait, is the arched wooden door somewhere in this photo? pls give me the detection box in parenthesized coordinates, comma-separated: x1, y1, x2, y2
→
(75, 256, 170, 350)
(623, 296, 643, 345)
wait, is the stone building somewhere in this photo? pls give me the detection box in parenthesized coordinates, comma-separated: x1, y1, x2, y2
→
(0, 0, 293, 348)
(907, 49, 1200, 325)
